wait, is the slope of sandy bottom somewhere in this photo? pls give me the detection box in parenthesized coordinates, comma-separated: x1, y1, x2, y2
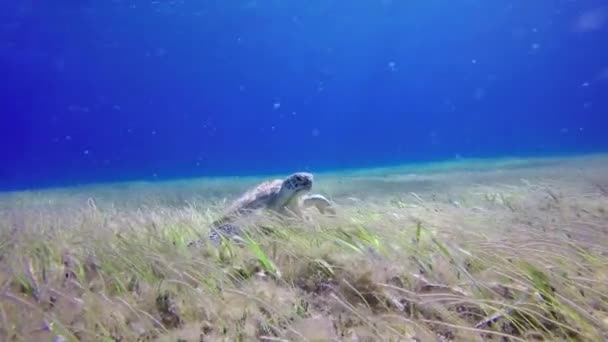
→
(0, 154, 607, 341)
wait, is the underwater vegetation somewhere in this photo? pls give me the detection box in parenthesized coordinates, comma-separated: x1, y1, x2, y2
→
(0, 156, 607, 341)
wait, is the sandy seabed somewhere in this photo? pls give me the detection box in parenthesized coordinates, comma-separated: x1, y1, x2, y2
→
(0, 154, 607, 341)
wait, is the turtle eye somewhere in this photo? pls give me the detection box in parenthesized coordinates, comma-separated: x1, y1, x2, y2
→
(295, 176, 302, 181)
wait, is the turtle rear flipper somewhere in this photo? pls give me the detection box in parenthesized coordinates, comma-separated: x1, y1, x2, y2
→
(209, 223, 246, 246)
(187, 223, 246, 248)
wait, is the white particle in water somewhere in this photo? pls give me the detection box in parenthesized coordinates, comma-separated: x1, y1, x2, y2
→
(155, 48, 166, 57)
(574, 8, 608, 33)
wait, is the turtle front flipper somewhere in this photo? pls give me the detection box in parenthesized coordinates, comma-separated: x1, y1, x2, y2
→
(208, 223, 246, 246)
(302, 194, 336, 215)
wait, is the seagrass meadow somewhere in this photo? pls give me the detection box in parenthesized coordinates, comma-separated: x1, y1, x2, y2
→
(0, 154, 607, 342)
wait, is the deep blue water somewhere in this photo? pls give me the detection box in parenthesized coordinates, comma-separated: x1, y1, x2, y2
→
(2, 0, 608, 191)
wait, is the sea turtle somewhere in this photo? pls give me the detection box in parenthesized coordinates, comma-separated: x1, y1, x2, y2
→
(198, 172, 335, 246)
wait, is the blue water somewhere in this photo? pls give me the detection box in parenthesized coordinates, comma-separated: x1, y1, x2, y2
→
(2, 0, 607, 191)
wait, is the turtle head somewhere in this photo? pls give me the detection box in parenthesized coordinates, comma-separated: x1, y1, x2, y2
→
(281, 172, 313, 195)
